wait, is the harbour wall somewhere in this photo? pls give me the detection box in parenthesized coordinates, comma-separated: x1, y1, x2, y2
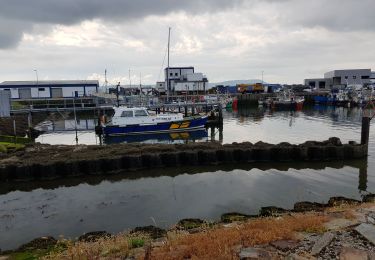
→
(0, 137, 367, 181)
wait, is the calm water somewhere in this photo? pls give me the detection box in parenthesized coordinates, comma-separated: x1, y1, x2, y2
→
(1, 105, 374, 250)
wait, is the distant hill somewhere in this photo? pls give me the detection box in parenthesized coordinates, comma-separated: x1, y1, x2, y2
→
(209, 79, 265, 88)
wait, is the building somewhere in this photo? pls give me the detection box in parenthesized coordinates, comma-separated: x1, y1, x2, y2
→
(163, 67, 208, 94)
(0, 80, 99, 99)
(305, 69, 373, 89)
(0, 90, 11, 117)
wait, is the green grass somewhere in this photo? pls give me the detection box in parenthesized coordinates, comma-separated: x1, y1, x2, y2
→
(129, 238, 145, 248)
(0, 135, 32, 144)
(0, 142, 25, 153)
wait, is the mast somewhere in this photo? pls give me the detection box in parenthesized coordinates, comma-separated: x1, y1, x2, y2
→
(167, 27, 171, 99)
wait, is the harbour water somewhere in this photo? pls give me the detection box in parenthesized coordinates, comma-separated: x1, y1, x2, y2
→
(1, 105, 374, 250)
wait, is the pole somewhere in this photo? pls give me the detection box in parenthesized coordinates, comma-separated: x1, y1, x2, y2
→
(34, 69, 39, 97)
(361, 116, 370, 146)
(116, 82, 120, 107)
(73, 97, 78, 145)
(167, 27, 171, 101)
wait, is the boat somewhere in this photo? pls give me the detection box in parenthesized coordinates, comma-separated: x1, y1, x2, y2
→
(98, 107, 208, 137)
(259, 90, 304, 110)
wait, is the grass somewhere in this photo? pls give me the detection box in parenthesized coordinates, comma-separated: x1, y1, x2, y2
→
(44, 234, 150, 259)
(42, 213, 327, 259)
(0, 135, 32, 144)
(0, 142, 25, 153)
(151, 214, 328, 259)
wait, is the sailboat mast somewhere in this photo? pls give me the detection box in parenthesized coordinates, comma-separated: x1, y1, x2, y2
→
(167, 27, 171, 98)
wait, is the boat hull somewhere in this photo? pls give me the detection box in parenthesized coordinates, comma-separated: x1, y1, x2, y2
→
(102, 116, 208, 136)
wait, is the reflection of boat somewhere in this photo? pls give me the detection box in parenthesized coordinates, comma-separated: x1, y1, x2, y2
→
(99, 107, 208, 137)
(104, 129, 208, 144)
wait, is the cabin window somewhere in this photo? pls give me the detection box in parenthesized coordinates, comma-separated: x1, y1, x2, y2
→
(38, 88, 45, 91)
(175, 73, 178, 76)
(134, 110, 148, 117)
(170, 73, 173, 76)
(121, 111, 133, 117)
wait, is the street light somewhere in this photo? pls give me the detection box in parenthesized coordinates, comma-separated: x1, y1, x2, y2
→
(34, 69, 39, 97)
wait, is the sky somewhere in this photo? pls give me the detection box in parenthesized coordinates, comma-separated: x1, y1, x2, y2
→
(0, 0, 374, 86)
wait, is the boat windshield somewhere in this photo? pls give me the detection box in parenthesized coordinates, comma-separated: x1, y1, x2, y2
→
(134, 110, 148, 117)
(121, 111, 133, 117)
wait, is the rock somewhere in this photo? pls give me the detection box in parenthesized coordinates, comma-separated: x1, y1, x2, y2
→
(363, 194, 375, 203)
(339, 247, 368, 260)
(131, 225, 166, 239)
(221, 212, 254, 223)
(293, 201, 326, 212)
(328, 137, 342, 146)
(259, 206, 289, 217)
(18, 236, 57, 251)
(270, 240, 300, 252)
(177, 218, 205, 230)
(324, 218, 358, 231)
(311, 232, 335, 256)
(327, 196, 361, 207)
(238, 247, 271, 259)
(78, 231, 111, 242)
(285, 253, 310, 260)
(355, 223, 375, 245)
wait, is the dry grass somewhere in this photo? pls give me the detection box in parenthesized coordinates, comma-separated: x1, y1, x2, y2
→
(44, 233, 150, 260)
(42, 213, 328, 260)
(150, 214, 328, 260)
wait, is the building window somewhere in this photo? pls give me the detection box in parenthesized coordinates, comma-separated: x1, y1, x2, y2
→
(170, 73, 173, 76)
(4, 88, 10, 91)
(361, 76, 370, 79)
(353, 76, 356, 79)
(38, 88, 45, 91)
(175, 73, 178, 76)
(344, 76, 348, 79)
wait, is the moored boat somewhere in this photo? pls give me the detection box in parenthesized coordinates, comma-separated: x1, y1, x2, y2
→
(98, 107, 208, 137)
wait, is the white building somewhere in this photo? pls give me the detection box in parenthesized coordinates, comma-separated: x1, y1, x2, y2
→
(163, 66, 208, 94)
(305, 69, 372, 89)
(0, 80, 99, 99)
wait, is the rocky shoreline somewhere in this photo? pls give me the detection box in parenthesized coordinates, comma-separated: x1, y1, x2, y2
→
(2, 195, 375, 259)
(0, 137, 367, 181)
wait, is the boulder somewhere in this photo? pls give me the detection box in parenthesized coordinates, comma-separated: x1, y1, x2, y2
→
(293, 201, 326, 212)
(18, 236, 57, 251)
(259, 206, 289, 217)
(327, 196, 361, 207)
(131, 225, 166, 239)
(78, 231, 111, 242)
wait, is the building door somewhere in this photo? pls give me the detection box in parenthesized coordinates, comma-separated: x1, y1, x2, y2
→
(18, 88, 32, 99)
(51, 88, 63, 98)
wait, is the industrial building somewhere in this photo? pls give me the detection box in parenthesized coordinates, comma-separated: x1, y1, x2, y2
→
(0, 80, 99, 99)
(162, 66, 208, 94)
(304, 69, 373, 89)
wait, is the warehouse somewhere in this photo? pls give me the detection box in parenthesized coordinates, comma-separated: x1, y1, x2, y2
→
(304, 69, 372, 89)
(0, 80, 99, 100)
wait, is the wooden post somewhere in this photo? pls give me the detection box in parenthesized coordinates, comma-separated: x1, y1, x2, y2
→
(361, 116, 370, 145)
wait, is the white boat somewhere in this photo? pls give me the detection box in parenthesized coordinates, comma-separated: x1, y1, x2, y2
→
(97, 107, 208, 136)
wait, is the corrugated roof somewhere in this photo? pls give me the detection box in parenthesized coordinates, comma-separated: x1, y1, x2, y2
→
(0, 80, 99, 86)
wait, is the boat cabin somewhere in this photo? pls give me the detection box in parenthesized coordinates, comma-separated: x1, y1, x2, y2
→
(111, 107, 183, 126)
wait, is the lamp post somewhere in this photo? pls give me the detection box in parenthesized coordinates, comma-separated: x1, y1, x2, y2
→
(34, 69, 39, 98)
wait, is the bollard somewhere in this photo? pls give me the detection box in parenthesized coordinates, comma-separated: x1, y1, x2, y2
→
(361, 116, 370, 145)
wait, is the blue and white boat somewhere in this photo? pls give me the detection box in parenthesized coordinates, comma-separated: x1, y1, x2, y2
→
(99, 107, 208, 137)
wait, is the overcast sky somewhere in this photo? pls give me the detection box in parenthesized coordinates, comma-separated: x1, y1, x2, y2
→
(0, 0, 374, 85)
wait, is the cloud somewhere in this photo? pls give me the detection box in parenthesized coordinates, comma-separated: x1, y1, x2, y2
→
(0, 0, 243, 48)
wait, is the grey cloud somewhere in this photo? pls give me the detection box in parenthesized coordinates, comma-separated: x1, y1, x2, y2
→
(0, 0, 242, 48)
(272, 0, 375, 31)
